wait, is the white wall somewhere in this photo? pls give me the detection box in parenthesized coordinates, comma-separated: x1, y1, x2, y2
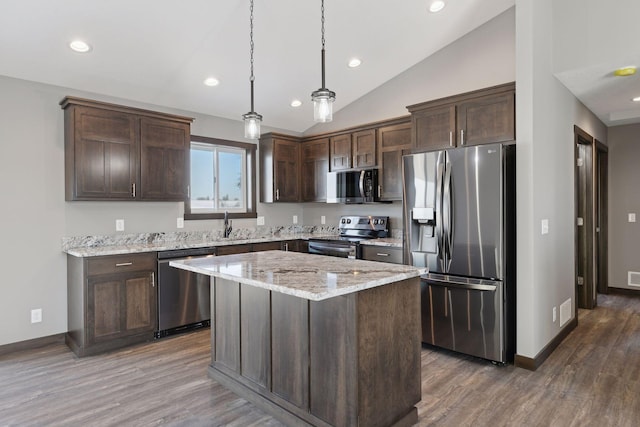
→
(304, 7, 516, 136)
(607, 124, 640, 289)
(515, 0, 607, 359)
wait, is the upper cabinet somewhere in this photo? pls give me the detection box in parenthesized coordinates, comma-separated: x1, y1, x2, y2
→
(301, 138, 329, 202)
(260, 134, 301, 203)
(329, 129, 376, 171)
(377, 121, 412, 201)
(61, 97, 193, 201)
(407, 82, 515, 152)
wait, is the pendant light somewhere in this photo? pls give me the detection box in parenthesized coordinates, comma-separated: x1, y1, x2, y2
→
(242, 0, 262, 139)
(311, 0, 335, 123)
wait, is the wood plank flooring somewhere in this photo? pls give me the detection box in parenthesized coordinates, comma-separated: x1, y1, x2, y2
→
(1, 293, 640, 426)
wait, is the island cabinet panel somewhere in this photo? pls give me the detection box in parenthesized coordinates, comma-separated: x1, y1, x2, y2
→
(377, 122, 412, 201)
(139, 117, 190, 201)
(356, 279, 422, 427)
(207, 275, 421, 427)
(66, 252, 157, 357)
(271, 293, 309, 410)
(214, 279, 241, 372)
(240, 284, 271, 388)
(309, 295, 358, 427)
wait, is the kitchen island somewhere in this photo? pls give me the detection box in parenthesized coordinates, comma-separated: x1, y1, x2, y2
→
(170, 251, 426, 427)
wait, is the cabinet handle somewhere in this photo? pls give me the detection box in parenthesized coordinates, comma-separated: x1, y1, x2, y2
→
(284, 243, 289, 251)
(460, 129, 465, 146)
(378, 185, 382, 198)
(151, 272, 155, 287)
(376, 253, 390, 257)
(131, 183, 136, 198)
(276, 188, 280, 201)
(187, 185, 190, 199)
(115, 262, 133, 267)
(449, 131, 453, 147)
(353, 155, 356, 168)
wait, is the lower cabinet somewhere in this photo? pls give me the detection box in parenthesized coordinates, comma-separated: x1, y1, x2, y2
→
(67, 252, 157, 357)
(360, 245, 403, 264)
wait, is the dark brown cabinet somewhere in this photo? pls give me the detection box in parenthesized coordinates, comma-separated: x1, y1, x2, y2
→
(61, 97, 192, 201)
(377, 121, 412, 201)
(329, 129, 376, 171)
(139, 117, 190, 200)
(408, 82, 515, 152)
(66, 252, 157, 357)
(301, 138, 329, 202)
(260, 134, 300, 203)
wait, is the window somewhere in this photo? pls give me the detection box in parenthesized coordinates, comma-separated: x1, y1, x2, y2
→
(185, 135, 256, 220)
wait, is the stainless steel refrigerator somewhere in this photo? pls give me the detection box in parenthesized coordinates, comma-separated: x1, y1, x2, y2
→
(402, 143, 515, 363)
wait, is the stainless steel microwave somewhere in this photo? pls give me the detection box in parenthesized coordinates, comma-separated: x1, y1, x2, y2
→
(326, 169, 381, 204)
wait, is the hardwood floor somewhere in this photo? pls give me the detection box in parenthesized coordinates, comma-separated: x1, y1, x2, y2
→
(1, 293, 639, 426)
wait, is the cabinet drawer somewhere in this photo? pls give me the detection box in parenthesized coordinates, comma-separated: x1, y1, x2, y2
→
(217, 244, 252, 256)
(87, 253, 156, 276)
(360, 246, 403, 264)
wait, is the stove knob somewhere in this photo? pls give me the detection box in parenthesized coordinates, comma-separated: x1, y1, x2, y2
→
(341, 218, 346, 224)
(346, 218, 351, 224)
(373, 219, 378, 225)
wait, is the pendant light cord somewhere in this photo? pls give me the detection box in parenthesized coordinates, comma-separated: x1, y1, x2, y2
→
(320, 0, 326, 89)
(249, 0, 255, 112)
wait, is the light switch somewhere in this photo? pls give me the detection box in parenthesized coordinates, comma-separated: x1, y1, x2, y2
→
(541, 219, 549, 235)
(177, 218, 184, 229)
(629, 213, 636, 223)
(257, 216, 265, 226)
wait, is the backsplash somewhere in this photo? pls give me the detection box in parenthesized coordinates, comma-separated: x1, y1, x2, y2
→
(62, 225, 339, 251)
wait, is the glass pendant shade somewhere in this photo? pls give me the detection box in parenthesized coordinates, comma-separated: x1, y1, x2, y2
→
(312, 88, 335, 123)
(243, 111, 262, 140)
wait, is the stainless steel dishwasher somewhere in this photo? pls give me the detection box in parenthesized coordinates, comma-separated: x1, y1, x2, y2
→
(156, 247, 215, 338)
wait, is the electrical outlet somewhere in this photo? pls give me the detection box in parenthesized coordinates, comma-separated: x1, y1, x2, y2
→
(541, 219, 549, 235)
(116, 219, 125, 231)
(552, 307, 557, 323)
(257, 216, 265, 226)
(629, 213, 636, 223)
(293, 215, 298, 224)
(177, 218, 184, 229)
(31, 309, 42, 324)
(321, 215, 326, 225)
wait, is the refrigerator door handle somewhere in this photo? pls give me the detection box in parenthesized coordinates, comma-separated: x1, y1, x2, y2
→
(359, 170, 365, 200)
(443, 154, 454, 270)
(435, 152, 445, 266)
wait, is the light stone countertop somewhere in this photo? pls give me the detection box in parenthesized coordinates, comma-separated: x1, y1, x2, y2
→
(64, 233, 333, 257)
(170, 250, 425, 301)
(358, 238, 403, 248)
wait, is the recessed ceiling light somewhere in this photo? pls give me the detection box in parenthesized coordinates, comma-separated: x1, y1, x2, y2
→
(204, 77, 220, 87)
(348, 58, 362, 68)
(613, 66, 636, 77)
(429, 1, 446, 13)
(633, 96, 640, 102)
(291, 99, 302, 107)
(69, 40, 91, 53)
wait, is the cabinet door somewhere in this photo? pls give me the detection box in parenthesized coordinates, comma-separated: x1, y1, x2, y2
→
(273, 139, 300, 202)
(457, 91, 515, 146)
(139, 117, 190, 200)
(412, 104, 456, 152)
(301, 138, 329, 202)
(353, 129, 376, 168)
(330, 134, 352, 171)
(73, 107, 138, 200)
(87, 271, 156, 345)
(378, 122, 411, 201)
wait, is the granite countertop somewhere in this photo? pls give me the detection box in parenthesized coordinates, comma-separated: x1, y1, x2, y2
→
(169, 250, 425, 301)
(359, 238, 402, 248)
(64, 233, 333, 257)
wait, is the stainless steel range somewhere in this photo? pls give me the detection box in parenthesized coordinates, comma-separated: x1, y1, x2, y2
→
(308, 215, 389, 259)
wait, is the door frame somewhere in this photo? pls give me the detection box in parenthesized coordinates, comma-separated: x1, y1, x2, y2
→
(595, 140, 609, 294)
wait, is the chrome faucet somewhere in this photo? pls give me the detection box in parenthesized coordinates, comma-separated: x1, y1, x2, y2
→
(223, 211, 232, 238)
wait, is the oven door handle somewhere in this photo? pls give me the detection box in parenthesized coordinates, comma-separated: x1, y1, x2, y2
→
(309, 242, 354, 253)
